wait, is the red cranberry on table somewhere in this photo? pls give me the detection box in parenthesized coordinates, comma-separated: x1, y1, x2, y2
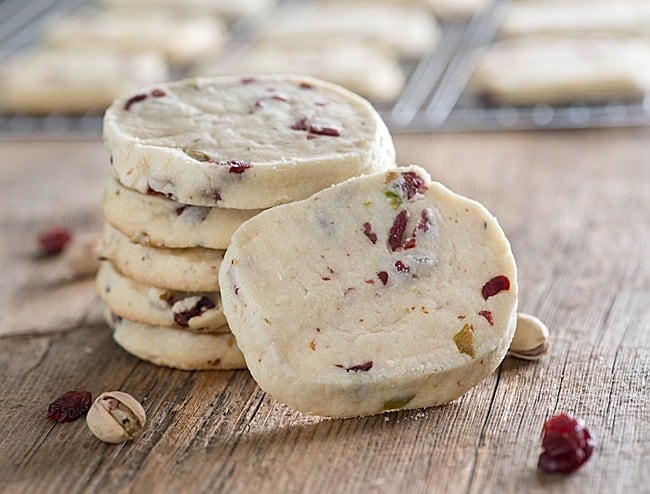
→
(37, 226, 72, 255)
(538, 413, 595, 474)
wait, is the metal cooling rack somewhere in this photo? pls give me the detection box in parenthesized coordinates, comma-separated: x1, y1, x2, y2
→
(2, 0, 650, 137)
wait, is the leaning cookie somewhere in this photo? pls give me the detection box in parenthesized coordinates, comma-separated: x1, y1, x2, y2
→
(103, 75, 396, 209)
(96, 261, 228, 332)
(220, 165, 517, 417)
(107, 313, 245, 370)
(103, 176, 261, 250)
(101, 223, 223, 292)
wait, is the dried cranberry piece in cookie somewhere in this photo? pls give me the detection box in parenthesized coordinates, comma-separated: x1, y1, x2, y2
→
(174, 296, 216, 327)
(482, 275, 510, 299)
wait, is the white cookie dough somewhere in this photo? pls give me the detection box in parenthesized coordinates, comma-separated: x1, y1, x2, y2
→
(43, 9, 226, 65)
(97, 261, 228, 332)
(220, 165, 518, 417)
(108, 313, 245, 370)
(104, 75, 396, 209)
(0, 50, 167, 114)
(257, 4, 439, 59)
(471, 36, 650, 105)
(103, 176, 260, 249)
(196, 41, 405, 102)
(101, 223, 223, 292)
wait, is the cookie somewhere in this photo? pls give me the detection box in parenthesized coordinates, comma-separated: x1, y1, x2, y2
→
(195, 41, 405, 102)
(97, 261, 228, 332)
(471, 36, 650, 105)
(499, 1, 650, 38)
(101, 223, 223, 292)
(327, 0, 488, 20)
(101, 0, 275, 19)
(103, 176, 260, 250)
(43, 10, 226, 65)
(220, 166, 518, 417)
(104, 75, 396, 209)
(0, 50, 168, 114)
(257, 4, 439, 58)
(108, 313, 245, 370)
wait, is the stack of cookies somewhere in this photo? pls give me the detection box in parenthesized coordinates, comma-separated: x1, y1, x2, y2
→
(97, 74, 396, 371)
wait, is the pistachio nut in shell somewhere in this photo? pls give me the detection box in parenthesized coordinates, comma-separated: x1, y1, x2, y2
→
(86, 391, 146, 444)
(508, 313, 550, 361)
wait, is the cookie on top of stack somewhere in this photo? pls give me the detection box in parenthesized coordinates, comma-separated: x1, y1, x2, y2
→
(97, 74, 396, 370)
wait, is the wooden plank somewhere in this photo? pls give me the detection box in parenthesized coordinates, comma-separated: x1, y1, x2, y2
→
(0, 130, 648, 493)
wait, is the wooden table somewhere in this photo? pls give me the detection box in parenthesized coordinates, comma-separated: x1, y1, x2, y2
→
(1, 130, 648, 493)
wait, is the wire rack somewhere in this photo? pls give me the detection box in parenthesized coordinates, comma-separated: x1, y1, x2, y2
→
(2, 0, 650, 138)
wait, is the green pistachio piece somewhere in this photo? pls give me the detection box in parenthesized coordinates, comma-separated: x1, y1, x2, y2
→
(454, 323, 476, 358)
(382, 394, 416, 411)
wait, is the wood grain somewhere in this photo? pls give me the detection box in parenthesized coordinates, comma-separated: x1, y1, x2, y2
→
(0, 131, 648, 494)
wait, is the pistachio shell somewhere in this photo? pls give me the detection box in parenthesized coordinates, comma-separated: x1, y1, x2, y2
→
(86, 391, 146, 444)
(508, 313, 550, 361)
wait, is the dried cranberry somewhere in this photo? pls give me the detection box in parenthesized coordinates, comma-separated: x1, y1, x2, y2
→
(308, 126, 340, 137)
(335, 361, 373, 372)
(146, 187, 165, 197)
(174, 296, 216, 327)
(37, 226, 72, 255)
(212, 159, 252, 174)
(362, 222, 377, 244)
(478, 310, 494, 325)
(377, 271, 389, 285)
(240, 77, 256, 84)
(482, 275, 510, 300)
(271, 94, 288, 102)
(388, 210, 410, 251)
(394, 260, 409, 273)
(403, 210, 430, 250)
(151, 88, 166, 97)
(124, 93, 147, 111)
(417, 209, 431, 232)
(212, 191, 222, 201)
(47, 390, 92, 423)
(175, 206, 187, 216)
(299, 81, 313, 89)
(291, 117, 309, 131)
(400, 172, 427, 200)
(538, 413, 595, 474)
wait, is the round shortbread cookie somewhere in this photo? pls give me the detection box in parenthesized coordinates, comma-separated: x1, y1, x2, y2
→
(103, 176, 261, 249)
(471, 37, 650, 105)
(96, 261, 228, 332)
(101, 223, 223, 292)
(107, 313, 245, 370)
(103, 75, 396, 209)
(220, 165, 518, 417)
